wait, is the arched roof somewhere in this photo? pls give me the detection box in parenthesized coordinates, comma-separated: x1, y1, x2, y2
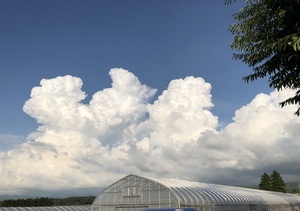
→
(95, 174, 300, 206)
(152, 176, 300, 206)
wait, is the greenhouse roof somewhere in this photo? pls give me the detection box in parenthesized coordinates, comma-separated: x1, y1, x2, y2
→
(92, 174, 300, 208)
(98, 174, 300, 206)
(148, 175, 300, 206)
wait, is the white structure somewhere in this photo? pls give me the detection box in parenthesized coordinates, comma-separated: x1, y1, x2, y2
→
(92, 174, 300, 211)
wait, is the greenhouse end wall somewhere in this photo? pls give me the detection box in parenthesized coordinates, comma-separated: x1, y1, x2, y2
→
(92, 175, 179, 211)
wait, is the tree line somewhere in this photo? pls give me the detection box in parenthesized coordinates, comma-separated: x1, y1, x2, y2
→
(52, 196, 95, 206)
(0, 198, 54, 207)
(0, 196, 95, 207)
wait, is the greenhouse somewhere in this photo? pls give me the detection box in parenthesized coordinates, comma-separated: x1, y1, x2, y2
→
(92, 174, 300, 211)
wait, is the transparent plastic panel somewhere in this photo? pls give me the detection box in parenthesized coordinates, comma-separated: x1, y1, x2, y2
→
(184, 186, 200, 204)
(189, 186, 206, 204)
(202, 187, 223, 204)
(92, 174, 300, 210)
(175, 187, 188, 204)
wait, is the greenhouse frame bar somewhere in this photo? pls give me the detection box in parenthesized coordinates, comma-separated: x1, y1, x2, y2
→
(92, 174, 300, 211)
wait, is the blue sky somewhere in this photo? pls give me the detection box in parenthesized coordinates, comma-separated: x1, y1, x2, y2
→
(2, 1, 299, 196)
(0, 0, 269, 136)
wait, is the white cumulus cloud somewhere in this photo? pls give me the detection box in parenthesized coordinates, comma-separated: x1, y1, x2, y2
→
(0, 68, 300, 194)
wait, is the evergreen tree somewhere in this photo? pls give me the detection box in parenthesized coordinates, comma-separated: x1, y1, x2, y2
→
(259, 173, 272, 191)
(271, 170, 286, 192)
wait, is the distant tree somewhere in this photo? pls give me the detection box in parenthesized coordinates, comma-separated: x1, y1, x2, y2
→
(52, 196, 96, 206)
(259, 173, 272, 191)
(225, 0, 300, 115)
(271, 170, 286, 192)
(0, 197, 54, 207)
(0, 196, 95, 207)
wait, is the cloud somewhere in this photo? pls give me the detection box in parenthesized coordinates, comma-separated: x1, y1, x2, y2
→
(0, 134, 24, 151)
(1, 68, 300, 194)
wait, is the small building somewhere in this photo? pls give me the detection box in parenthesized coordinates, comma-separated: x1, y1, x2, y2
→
(92, 174, 300, 211)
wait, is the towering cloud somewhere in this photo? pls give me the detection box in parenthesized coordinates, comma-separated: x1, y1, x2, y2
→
(0, 68, 299, 194)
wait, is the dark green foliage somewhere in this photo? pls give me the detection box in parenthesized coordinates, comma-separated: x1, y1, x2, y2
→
(259, 171, 286, 193)
(271, 170, 286, 193)
(224, 0, 236, 5)
(226, 0, 300, 115)
(52, 196, 95, 206)
(0, 196, 95, 207)
(259, 173, 272, 191)
(0, 197, 54, 207)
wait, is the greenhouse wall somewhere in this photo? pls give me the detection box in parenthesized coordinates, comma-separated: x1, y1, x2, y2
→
(92, 175, 300, 211)
(92, 175, 179, 211)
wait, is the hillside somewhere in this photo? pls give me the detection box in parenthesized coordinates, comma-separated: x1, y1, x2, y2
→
(286, 181, 300, 193)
